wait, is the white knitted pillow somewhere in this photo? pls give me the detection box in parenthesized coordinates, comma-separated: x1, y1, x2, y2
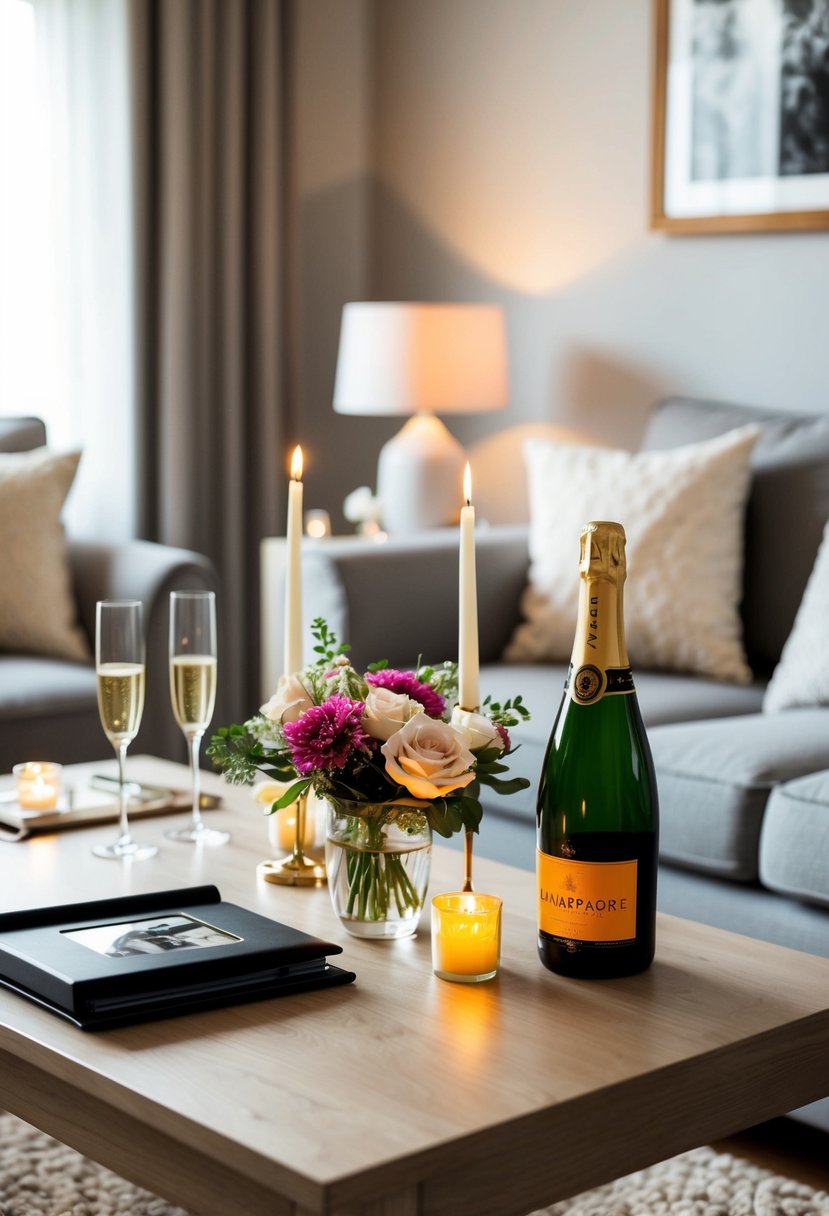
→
(505, 425, 760, 682)
(764, 519, 829, 712)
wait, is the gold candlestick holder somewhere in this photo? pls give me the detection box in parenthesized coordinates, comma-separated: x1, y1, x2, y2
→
(258, 792, 327, 887)
(462, 827, 475, 893)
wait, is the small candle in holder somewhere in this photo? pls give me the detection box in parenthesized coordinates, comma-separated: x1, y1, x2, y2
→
(304, 508, 332, 540)
(13, 762, 63, 810)
(431, 892, 502, 983)
(270, 800, 317, 852)
(256, 781, 317, 852)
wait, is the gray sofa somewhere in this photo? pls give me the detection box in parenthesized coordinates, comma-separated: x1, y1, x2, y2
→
(300, 396, 829, 1129)
(0, 417, 219, 769)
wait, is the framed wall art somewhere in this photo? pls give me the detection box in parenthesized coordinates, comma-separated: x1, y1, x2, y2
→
(651, 0, 829, 233)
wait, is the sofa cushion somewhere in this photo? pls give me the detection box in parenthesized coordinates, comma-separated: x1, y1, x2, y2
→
(479, 662, 766, 821)
(0, 448, 90, 662)
(649, 710, 829, 882)
(0, 656, 104, 768)
(0, 656, 98, 721)
(759, 770, 829, 909)
(505, 425, 759, 682)
(764, 518, 829, 712)
(657, 864, 829, 959)
(641, 397, 829, 671)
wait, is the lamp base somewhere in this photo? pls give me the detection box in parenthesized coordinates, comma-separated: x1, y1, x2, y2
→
(377, 415, 466, 534)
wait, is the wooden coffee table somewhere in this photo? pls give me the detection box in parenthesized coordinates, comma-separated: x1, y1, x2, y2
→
(0, 756, 827, 1216)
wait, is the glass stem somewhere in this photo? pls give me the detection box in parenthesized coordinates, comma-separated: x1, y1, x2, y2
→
(116, 741, 131, 846)
(189, 732, 204, 832)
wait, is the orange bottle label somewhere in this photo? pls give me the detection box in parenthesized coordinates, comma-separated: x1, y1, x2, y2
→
(537, 851, 637, 944)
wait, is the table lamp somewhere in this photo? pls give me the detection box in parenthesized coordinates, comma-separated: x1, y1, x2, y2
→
(333, 302, 508, 534)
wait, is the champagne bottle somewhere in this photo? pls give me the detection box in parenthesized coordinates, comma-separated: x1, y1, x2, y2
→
(536, 521, 659, 979)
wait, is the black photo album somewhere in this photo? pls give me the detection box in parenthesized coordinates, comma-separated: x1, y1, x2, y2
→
(0, 885, 355, 1030)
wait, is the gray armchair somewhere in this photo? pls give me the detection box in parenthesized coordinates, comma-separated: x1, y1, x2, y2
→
(0, 417, 219, 770)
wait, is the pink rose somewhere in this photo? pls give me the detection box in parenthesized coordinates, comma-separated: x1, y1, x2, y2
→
(381, 717, 475, 800)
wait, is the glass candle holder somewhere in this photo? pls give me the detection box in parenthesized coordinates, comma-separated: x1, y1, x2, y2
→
(431, 892, 502, 983)
(13, 762, 63, 810)
(304, 508, 332, 539)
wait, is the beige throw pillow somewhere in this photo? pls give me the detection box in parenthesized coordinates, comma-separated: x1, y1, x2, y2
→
(0, 448, 90, 662)
(505, 425, 761, 682)
(763, 519, 829, 712)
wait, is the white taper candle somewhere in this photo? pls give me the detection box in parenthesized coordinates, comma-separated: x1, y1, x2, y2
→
(458, 462, 479, 711)
(284, 445, 304, 676)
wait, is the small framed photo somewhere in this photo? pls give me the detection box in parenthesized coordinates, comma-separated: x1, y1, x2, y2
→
(651, 0, 829, 233)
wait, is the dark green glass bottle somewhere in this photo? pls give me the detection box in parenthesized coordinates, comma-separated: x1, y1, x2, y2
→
(536, 521, 659, 979)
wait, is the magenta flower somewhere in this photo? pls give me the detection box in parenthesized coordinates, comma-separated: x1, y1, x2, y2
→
(495, 723, 511, 752)
(366, 669, 445, 719)
(283, 695, 370, 773)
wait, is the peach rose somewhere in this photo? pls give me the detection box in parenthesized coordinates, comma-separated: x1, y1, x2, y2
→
(260, 673, 314, 725)
(363, 686, 423, 741)
(381, 717, 475, 800)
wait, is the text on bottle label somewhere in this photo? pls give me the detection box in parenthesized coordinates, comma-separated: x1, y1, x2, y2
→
(537, 852, 638, 945)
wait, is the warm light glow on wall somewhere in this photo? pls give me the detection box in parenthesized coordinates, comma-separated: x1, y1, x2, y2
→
(372, 3, 647, 297)
(375, 182, 637, 298)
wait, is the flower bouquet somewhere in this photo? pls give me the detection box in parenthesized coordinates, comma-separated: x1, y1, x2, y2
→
(209, 620, 530, 937)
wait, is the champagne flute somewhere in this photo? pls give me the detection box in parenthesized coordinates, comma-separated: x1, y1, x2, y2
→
(93, 600, 157, 860)
(166, 590, 229, 846)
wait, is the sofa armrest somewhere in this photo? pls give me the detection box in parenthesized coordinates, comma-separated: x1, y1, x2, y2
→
(68, 539, 219, 762)
(287, 525, 529, 677)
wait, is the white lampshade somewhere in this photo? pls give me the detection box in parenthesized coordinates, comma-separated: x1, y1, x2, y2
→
(333, 302, 509, 533)
(333, 302, 508, 416)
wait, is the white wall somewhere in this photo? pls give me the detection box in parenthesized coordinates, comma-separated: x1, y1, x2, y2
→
(370, 0, 828, 453)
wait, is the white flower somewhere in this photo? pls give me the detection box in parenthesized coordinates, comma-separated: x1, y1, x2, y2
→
(343, 485, 383, 525)
(381, 716, 475, 800)
(450, 705, 505, 753)
(363, 686, 424, 741)
(260, 673, 314, 725)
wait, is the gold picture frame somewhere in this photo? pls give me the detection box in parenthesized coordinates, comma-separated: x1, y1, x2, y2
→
(651, 0, 829, 234)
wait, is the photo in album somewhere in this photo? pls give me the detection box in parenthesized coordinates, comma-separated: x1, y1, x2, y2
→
(62, 913, 242, 957)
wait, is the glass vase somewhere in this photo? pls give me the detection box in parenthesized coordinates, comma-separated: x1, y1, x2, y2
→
(323, 799, 432, 939)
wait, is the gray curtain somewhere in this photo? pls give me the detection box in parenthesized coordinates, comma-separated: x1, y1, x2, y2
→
(128, 0, 293, 721)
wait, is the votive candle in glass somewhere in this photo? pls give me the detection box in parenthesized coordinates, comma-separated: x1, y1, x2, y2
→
(13, 762, 63, 810)
(431, 892, 502, 983)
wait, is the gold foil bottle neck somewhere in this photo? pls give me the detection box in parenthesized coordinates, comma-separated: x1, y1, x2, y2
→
(579, 521, 627, 581)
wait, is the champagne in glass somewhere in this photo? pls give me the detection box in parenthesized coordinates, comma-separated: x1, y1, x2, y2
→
(93, 600, 158, 860)
(166, 590, 229, 845)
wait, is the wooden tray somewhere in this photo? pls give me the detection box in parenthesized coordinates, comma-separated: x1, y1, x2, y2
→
(0, 779, 221, 838)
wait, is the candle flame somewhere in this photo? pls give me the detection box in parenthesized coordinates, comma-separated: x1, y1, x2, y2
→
(291, 445, 303, 481)
(463, 461, 472, 506)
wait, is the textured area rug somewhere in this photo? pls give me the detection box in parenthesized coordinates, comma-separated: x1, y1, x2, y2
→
(0, 1112, 188, 1216)
(533, 1145, 829, 1216)
(2, 1112, 829, 1216)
